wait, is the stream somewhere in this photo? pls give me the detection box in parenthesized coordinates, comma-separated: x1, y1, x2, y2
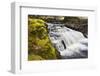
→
(47, 23, 88, 59)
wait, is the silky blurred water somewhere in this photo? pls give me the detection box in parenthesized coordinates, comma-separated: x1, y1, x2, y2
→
(47, 23, 88, 59)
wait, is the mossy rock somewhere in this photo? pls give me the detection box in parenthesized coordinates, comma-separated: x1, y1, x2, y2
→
(28, 18, 60, 60)
(28, 54, 44, 61)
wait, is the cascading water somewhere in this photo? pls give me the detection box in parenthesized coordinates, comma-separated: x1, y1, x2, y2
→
(47, 23, 88, 59)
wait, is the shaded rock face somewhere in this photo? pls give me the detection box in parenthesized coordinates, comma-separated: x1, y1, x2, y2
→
(63, 17, 88, 38)
(65, 23, 88, 38)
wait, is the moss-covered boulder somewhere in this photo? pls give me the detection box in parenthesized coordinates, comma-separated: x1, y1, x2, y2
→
(28, 18, 58, 60)
(28, 54, 44, 60)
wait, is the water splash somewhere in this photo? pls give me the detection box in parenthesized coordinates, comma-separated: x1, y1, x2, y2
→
(47, 23, 88, 59)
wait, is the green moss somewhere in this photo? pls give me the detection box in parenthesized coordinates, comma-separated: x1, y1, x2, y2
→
(28, 54, 44, 61)
(28, 17, 58, 60)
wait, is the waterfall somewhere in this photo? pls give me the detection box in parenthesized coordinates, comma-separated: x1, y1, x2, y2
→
(47, 23, 88, 59)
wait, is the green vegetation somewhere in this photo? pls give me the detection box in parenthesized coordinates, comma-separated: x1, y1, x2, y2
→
(28, 17, 59, 60)
(28, 54, 44, 60)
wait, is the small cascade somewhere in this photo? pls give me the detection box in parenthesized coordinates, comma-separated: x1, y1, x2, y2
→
(47, 23, 88, 58)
